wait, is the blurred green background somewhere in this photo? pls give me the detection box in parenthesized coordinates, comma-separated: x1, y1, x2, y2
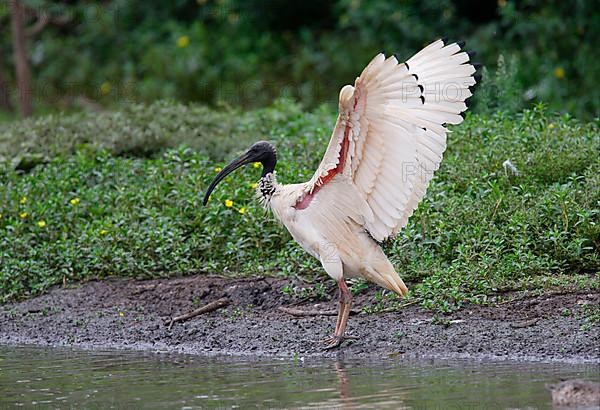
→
(0, 0, 598, 120)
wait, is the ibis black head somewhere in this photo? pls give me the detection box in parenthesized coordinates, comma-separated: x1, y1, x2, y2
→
(203, 141, 277, 205)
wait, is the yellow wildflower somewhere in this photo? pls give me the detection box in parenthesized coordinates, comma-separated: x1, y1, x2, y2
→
(548, 123, 555, 130)
(253, 162, 261, 168)
(224, 199, 234, 208)
(238, 207, 246, 214)
(214, 166, 222, 173)
(176, 36, 190, 48)
(119, 311, 124, 317)
(554, 67, 565, 80)
(100, 82, 111, 95)
(100, 229, 108, 235)
(251, 182, 258, 189)
(70, 197, 80, 206)
(37, 220, 46, 228)
(19, 212, 28, 219)
(20, 196, 27, 204)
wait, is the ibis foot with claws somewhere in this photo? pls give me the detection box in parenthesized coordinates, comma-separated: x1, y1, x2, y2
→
(322, 335, 359, 350)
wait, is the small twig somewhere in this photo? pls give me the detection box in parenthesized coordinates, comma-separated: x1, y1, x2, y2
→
(489, 197, 503, 222)
(26, 14, 50, 36)
(510, 318, 539, 329)
(168, 297, 229, 329)
(278, 306, 358, 317)
(286, 297, 312, 307)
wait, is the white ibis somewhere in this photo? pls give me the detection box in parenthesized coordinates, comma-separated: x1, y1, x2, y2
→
(204, 39, 479, 348)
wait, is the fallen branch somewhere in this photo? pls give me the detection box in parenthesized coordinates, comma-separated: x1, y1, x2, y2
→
(510, 318, 539, 329)
(278, 306, 358, 317)
(168, 297, 229, 329)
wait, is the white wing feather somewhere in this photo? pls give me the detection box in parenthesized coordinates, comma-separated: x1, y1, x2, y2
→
(302, 39, 478, 242)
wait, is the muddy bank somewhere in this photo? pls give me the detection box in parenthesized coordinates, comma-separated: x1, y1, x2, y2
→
(0, 275, 598, 363)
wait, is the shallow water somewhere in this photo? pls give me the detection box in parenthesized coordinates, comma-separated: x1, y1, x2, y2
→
(0, 346, 598, 409)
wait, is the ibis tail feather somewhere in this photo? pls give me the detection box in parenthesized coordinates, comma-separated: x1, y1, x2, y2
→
(363, 264, 408, 297)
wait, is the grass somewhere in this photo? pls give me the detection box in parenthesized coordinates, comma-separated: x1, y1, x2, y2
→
(0, 99, 303, 168)
(0, 100, 598, 311)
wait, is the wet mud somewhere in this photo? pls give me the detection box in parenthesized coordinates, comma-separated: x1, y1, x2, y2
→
(1, 275, 598, 363)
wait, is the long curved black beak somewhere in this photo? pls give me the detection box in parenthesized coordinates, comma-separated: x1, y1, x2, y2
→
(203, 151, 253, 205)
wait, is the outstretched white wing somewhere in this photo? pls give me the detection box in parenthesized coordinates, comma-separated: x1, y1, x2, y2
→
(298, 39, 479, 242)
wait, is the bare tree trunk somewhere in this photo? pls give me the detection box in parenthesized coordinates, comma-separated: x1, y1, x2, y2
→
(0, 53, 14, 112)
(10, 0, 32, 117)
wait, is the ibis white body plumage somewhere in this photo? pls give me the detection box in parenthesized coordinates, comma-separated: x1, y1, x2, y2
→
(266, 174, 407, 295)
(205, 38, 479, 348)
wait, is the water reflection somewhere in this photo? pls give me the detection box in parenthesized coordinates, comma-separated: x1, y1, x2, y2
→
(0, 346, 598, 409)
(335, 359, 353, 408)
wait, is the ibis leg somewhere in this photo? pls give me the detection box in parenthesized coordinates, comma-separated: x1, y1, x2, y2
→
(333, 297, 344, 334)
(320, 293, 345, 343)
(337, 280, 352, 336)
(323, 278, 355, 349)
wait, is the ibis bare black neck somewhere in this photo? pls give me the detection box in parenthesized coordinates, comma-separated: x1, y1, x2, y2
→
(260, 148, 277, 177)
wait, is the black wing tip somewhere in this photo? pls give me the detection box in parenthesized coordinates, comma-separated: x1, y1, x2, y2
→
(412, 73, 419, 81)
(466, 50, 477, 60)
(468, 73, 483, 94)
(420, 95, 425, 104)
(441, 38, 467, 49)
(473, 62, 482, 70)
(418, 84, 424, 93)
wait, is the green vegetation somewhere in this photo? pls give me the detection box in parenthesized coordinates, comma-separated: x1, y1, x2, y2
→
(580, 304, 600, 331)
(0, 99, 303, 167)
(0, 1, 598, 119)
(1, 100, 598, 310)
